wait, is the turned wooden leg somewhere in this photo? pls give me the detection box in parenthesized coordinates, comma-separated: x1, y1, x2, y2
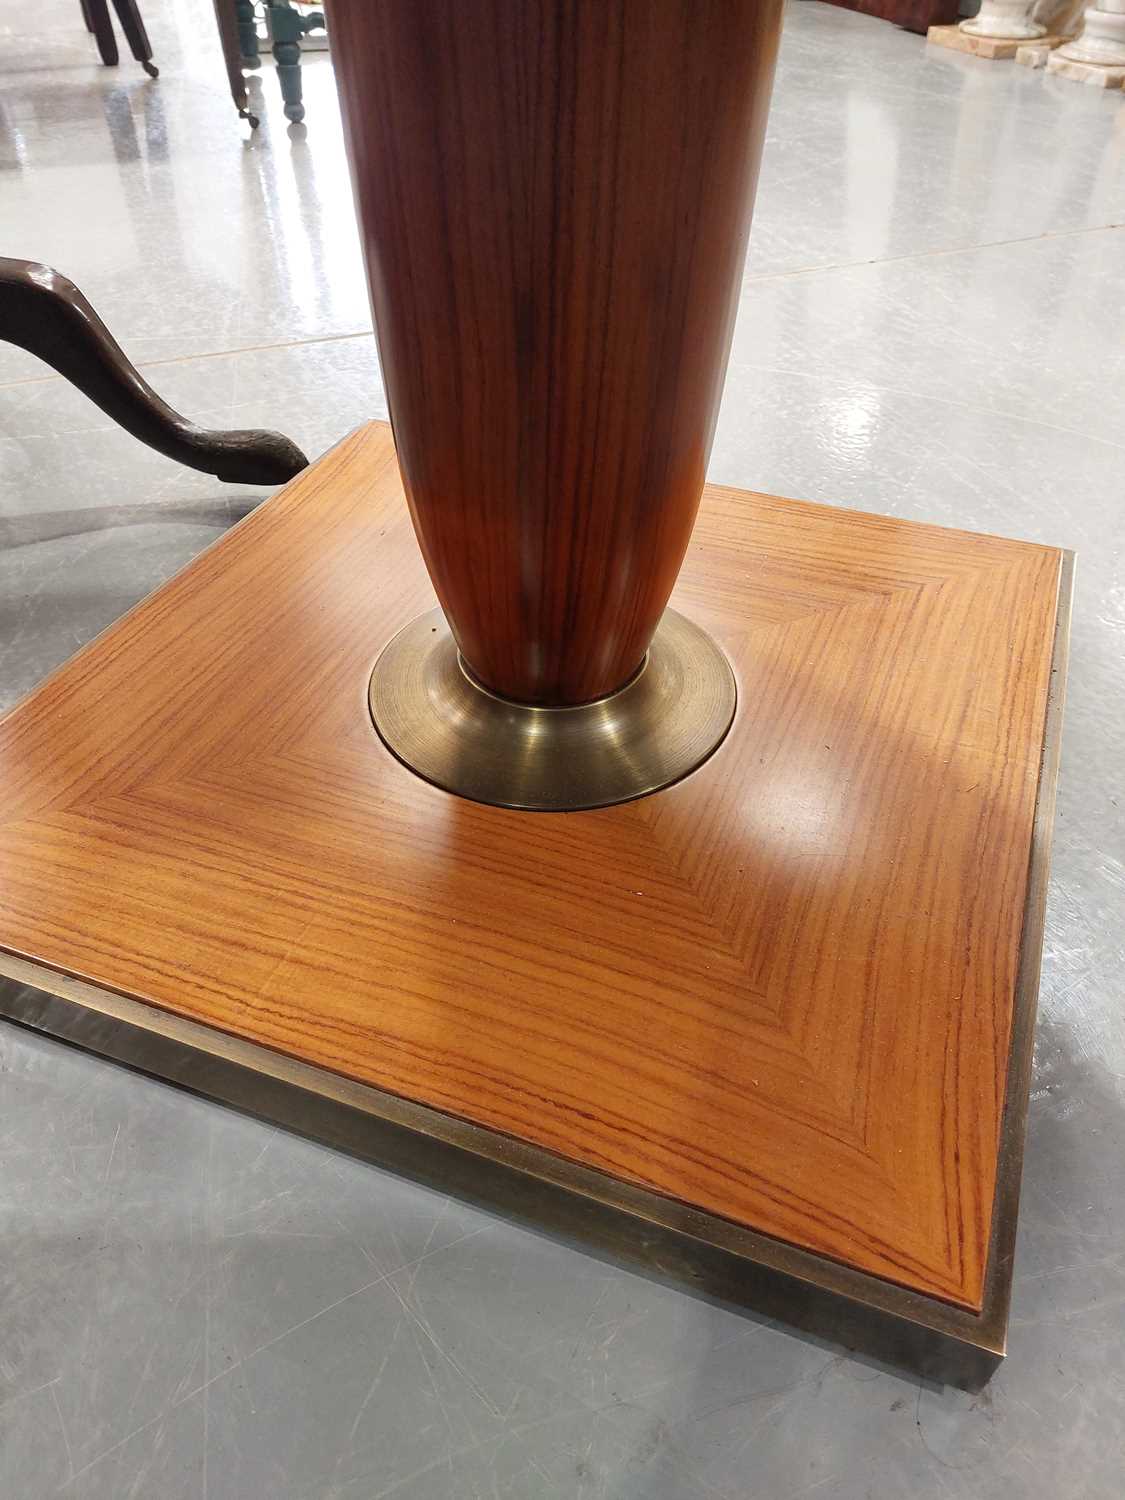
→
(234, 0, 261, 66)
(85, 0, 119, 66)
(108, 0, 159, 77)
(0, 259, 307, 486)
(273, 35, 304, 123)
(267, 2, 325, 125)
(267, 1, 305, 125)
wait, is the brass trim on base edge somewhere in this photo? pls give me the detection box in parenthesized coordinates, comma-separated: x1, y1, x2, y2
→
(0, 552, 1073, 1365)
(368, 607, 737, 811)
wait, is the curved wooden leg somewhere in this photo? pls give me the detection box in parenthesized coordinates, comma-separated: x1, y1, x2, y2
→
(0, 259, 307, 486)
(85, 0, 120, 66)
(108, 0, 159, 77)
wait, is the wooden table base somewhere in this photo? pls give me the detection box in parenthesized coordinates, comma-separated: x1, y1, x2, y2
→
(0, 423, 1070, 1355)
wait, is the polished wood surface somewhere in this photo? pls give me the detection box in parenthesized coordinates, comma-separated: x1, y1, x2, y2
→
(0, 423, 1062, 1311)
(826, 0, 958, 36)
(330, 0, 783, 704)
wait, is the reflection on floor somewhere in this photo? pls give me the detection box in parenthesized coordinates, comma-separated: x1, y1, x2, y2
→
(2, 2, 1124, 1497)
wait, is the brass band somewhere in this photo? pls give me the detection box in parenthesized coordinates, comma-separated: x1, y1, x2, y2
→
(368, 607, 737, 812)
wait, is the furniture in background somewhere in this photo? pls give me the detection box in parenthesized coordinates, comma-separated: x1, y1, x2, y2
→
(79, 0, 159, 77)
(824, 0, 960, 32)
(211, 0, 257, 126)
(76, 0, 326, 125)
(0, 0, 1071, 1374)
(1048, 0, 1125, 81)
(0, 257, 308, 486)
(215, 0, 326, 128)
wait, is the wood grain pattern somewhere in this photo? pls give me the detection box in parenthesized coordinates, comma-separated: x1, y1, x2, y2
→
(330, 0, 783, 704)
(0, 423, 1062, 1311)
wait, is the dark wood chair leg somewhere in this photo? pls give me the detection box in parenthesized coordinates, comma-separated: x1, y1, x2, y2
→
(0, 259, 307, 486)
(108, 0, 159, 77)
(211, 0, 260, 127)
(79, 0, 95, 33)
(85, 0, 120, 66)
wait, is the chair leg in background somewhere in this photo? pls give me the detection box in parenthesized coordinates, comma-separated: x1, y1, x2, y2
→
(84, 0, 120, 65)
(211, 0, 259, 127)
(235, 0, 261, 66)
(109, 0, 159, 77)
(267, 3, 325, 124)
(274, 33, 305, 123)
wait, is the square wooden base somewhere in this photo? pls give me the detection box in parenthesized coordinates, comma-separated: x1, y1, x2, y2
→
(0, 424, 1069, 1354)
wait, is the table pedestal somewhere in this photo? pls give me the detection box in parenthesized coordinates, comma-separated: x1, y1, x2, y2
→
(0, 423, 1069, 1356)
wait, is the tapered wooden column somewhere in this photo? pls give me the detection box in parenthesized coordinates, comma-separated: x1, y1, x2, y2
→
(329, 0, 783, 806)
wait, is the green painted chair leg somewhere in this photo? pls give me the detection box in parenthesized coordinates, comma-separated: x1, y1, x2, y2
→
(235, 0, 260, 68)
(267, 2, 324, 124)
(274, 37, 304, 123)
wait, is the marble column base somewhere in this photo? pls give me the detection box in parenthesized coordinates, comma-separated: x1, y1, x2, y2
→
(960, 3, 1046, 40)
(1056, 3, 1125, 63)
(1046, 48, 1125, 79)
(928, 22, 1064, 57)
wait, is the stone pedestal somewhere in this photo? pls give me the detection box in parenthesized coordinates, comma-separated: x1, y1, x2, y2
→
(961, 0, 1046, 38)
(0, 421, 1071, 1356)
(1048, 0, 1125, 79)
(928, 20, 1065, 54)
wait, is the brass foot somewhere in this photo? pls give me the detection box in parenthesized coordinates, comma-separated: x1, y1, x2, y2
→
(369, 608, 736, 812)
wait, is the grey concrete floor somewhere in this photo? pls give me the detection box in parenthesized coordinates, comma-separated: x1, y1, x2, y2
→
(2, 1, 1124, 1495)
